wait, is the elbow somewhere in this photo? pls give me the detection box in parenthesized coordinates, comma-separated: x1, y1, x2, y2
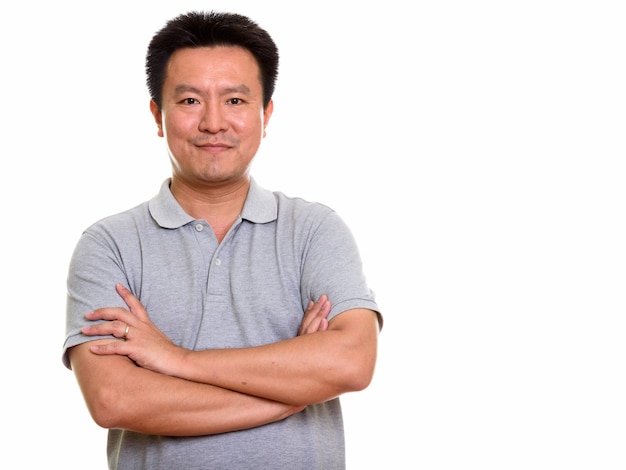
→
(346, 362, 376, 392)
(326, 308, 380, 395)
(351, 371, 374, 393)
(85, 385, 127, 430)
(303, 360, 375, 405)
(336, 354, 377, 394)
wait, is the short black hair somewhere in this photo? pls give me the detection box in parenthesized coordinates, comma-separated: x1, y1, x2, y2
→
(146, 11, 279, 109)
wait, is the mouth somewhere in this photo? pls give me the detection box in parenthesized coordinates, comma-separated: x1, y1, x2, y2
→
(196, 142, 232, 153)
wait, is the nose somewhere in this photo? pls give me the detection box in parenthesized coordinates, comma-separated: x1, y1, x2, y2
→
(199, 101, 227, 133)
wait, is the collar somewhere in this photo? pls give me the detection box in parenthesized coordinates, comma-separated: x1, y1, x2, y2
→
(149, 178, 277, 229)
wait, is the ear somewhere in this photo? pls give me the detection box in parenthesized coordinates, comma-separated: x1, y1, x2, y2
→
(262, 100, 274, 138)
(150, 100, 164, 137)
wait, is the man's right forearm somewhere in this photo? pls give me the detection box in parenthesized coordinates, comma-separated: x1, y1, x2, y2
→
(69, 342, 303, 436)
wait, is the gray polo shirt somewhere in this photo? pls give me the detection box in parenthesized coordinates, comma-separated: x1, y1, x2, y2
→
(63, 178, 380, 469)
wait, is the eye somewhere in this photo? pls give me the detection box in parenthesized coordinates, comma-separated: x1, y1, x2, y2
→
(182, 97, 199, 105)
(227, 98, 243, 105)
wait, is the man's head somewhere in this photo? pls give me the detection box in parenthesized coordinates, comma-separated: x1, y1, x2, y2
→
(146, 11, 279, 111)
(146, 11, 278, 190)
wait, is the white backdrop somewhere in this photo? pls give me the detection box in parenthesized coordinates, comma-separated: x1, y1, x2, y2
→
(1, 1, 625, 468)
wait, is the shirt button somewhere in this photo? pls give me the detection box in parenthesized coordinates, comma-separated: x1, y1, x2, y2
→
(215, 258, 221, 266)
(195, 223, 203, 232)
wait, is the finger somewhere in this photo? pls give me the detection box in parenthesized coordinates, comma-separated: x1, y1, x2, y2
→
(308, 295, 328, 318)
(307, 307, 330, 333)
(86, 307, 132, 323)
(299, 296, 331, 335)
(301, 315, 329, 335)
(82, 320, 129, 339)
(299, 298, 323, 335)
(89, 340, 129, 356)
(115, 283, 150, 322)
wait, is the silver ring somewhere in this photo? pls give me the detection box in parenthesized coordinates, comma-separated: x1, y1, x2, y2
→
(123, 324, 130, 339)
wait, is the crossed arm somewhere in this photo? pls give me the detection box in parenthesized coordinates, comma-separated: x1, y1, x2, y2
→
(69, 283, 380, 436)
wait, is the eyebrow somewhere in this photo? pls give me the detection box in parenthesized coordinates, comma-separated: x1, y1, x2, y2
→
(173, 84, 252, 96)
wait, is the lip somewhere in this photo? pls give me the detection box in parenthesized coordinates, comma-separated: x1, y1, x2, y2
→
(196, 142, 231, 152)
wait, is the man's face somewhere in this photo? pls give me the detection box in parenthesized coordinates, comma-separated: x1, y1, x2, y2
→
(151, 46, 273, 188)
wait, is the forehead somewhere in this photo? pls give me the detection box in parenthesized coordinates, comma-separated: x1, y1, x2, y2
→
(165, 46, 261, 89)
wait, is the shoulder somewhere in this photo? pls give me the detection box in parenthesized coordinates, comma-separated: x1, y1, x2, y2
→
(82, 179, 178, 239)
(275, 191, 334, 216)
(272, 191, 348, 236)
(83, 201, 150, 238)
(245, 179, 337, 226)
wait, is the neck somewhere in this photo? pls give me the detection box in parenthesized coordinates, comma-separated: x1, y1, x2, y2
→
(170, 176, 250, 242)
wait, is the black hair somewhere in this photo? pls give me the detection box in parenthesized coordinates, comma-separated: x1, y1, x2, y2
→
(146, 11, 279, 109)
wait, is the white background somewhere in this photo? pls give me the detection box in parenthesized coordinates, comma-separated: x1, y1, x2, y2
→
(1, 1, 625, 468)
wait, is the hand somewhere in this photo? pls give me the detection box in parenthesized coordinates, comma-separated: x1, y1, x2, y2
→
(82, 283, 182, 375)
(298, 295, 331, 336)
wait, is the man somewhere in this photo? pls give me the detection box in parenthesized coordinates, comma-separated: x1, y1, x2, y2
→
(63, 10, 382, 469)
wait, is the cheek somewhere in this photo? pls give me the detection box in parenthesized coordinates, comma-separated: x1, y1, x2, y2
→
(162, 120, 193, 146)
(164, 109, 197, 132)
(234, 114, 265, 139)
